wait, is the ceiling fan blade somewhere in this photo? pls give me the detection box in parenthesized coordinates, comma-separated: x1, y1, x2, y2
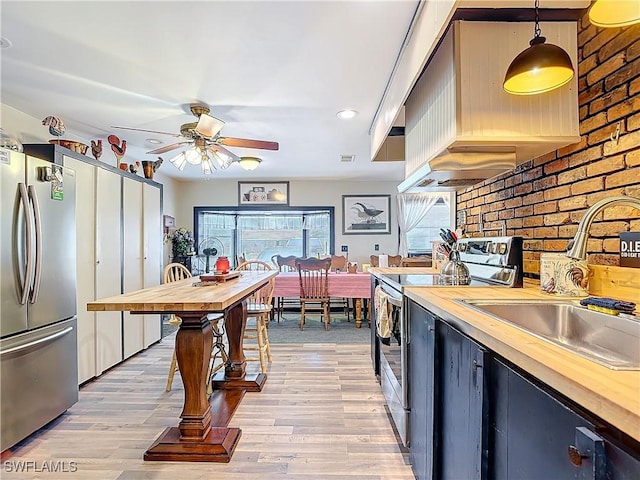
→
(195, 114, 225, 138)
(111, 125, 182, 137)
(217, 137, 279, 150)
(207, 144, 240, 162)
(146, 141, 192, 155)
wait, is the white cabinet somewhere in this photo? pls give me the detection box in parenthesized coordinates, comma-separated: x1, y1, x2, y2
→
(142, 183, 162, 347)
(64, 156, 97, 384)
(123, 177, 145, 359)
(95, 167, 124, 374)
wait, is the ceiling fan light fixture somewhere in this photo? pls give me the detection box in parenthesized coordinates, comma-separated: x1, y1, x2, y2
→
(238, 156, 262, 171)
(184, 147, 202, 165)
(503, 0, 574, 95)
(589, 0, 640, 27)
(169, 152, 187, 171)
(210, 149, 233, 169)
(195, 113, 225, 138)
(202, 156, 215, 175)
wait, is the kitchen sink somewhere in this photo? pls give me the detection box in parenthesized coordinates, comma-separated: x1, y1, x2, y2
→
(457, 300, 640, 370)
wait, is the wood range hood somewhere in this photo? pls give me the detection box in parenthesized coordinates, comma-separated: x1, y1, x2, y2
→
(397, 20, 581, 192)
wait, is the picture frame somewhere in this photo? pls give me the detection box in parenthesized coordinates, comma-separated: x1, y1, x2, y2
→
(342, 194, 391, 235)
(238, 181, 289, 206)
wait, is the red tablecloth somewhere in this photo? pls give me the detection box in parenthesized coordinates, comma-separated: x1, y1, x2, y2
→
(273, 272, 371, 298)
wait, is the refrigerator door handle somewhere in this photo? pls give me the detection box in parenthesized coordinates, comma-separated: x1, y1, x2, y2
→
(27, 185, 42, 304)
(17, 183, 33, 305)
(0, 326, 74, 356)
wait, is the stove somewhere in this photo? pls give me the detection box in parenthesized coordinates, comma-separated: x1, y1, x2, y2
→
(372, 236, 523, 446)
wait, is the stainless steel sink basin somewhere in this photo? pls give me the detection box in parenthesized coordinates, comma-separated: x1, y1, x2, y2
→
(458, 300, 640, 370)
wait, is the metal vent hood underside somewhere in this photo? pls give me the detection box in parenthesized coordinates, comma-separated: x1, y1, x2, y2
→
(398, 21, 580, 192)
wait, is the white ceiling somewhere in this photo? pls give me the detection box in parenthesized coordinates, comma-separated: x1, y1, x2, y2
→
(1, 0, 420, 181)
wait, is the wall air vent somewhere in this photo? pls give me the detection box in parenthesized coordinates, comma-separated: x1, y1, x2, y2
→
(340, 154, 355, 163)
(438, 178, 486, 188)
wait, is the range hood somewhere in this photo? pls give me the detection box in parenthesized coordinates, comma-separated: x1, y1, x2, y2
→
(398, 21, 580, 192)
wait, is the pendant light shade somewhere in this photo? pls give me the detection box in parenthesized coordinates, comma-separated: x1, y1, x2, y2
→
(503, 0, 574, 95)
(589, 0, 640, 28)
(238, 156, 262, 171)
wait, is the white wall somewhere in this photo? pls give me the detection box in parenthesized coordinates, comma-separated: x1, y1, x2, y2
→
(172, 178, 400, 266)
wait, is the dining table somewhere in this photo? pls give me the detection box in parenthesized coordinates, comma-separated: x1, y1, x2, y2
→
(273, 271, 371, 327)
(87, 269, 278, 462)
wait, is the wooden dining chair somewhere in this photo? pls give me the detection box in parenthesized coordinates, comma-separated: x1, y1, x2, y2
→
(236, 260, 274, 373)
(295, 257, 331, 330)
(329, 254, 351, 320)
(162, 263, 227, 394)
(370, 254, 402, 267)
(271, 254, 299, 322)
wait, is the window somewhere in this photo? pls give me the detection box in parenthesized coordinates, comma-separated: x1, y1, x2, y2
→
(193, 207, 334, 273)
(404, 197, 454, 254)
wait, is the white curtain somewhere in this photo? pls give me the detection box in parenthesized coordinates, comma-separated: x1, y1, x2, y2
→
(396, 192, 444, 257)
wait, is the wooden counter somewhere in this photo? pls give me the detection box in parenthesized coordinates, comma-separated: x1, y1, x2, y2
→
(404, 284, 640, 442)
(88, 270, 278, 462)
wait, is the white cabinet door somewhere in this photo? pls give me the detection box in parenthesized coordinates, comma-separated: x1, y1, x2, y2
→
(95, 168, 123, 374)
(122, 177, 144, 359)
(65, 156, 97, 384)
(143, 183, 162, 347)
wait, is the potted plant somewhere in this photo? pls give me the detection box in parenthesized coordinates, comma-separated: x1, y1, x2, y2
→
(166, 227, 194, 267)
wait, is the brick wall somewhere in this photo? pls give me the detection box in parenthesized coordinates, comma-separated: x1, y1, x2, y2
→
(457, 15, 640, 277)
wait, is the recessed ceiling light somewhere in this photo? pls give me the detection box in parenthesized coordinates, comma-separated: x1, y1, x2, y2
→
(146, 138, 163, 144)
(0, 37, 13, 49)
(337, 109, 358, 120)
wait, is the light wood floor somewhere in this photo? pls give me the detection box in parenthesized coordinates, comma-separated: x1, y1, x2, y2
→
(2, 333, 415, 479)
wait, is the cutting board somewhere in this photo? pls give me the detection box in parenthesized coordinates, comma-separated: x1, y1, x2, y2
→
(200, 271, 241, 282)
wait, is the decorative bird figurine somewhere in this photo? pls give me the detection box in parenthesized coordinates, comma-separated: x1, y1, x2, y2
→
(107, 134, 127, 166)
(42, 116, 66, 137)
(153, 157, 163, 172)
(90, 139, 102, 161)
(129, 161, 141, 174)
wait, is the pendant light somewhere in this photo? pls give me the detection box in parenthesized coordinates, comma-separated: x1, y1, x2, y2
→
(503, 0, 574, 95)
(588, 0, 640, 28)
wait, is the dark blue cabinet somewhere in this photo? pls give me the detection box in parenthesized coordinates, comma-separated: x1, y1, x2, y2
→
(437, 321, 488, 480)
(408, 302, 436, 480)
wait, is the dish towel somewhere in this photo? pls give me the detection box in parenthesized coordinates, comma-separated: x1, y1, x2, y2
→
(579, 297, 636, 314)
(374, 286, 391, 343)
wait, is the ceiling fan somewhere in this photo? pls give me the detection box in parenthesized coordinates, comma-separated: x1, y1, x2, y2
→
(111, 104, 279, 173)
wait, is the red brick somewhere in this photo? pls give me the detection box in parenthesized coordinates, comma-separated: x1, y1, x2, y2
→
(544, 212, 571, 226)
(603, 238, 620, 253)
(544, 185, 571, 201)
(533, 151, 557, 168)
(587, 253, 619, 266)
(589, 221, 629, 236)
(534, 202, 558, 215)
(579, 82, 604, 106)
(571, 177, 605, 195)
(598, 28, 640, 62)
(568, 146, 603, 168)
(606, 166, 640, 188)
(627, 150, 640, 167)
(556, 138, 587, 157)
(578, 23, 598, 47)
(505, 197, 522, 208)
(558, 167, 587, 185)
(544, 158, 569, 175)
(514, 228, 534, 238)
(559, 225, 579, 238)
(607, 94, 640, 122)
(586, 53, 626, 86)
(579, 112, 608, 134)
(627, 38, 640, 62)
(580, 105, 589, 120)
(514, 183, 533, 196)
(629, 112, 640, 132)
(523, 191, 545, 205)
(506, 218, 523, 229)
(523, 239, 543, 250)
(624, 185, 640, 198)
(489, 179, 505, 192)
(630, 77, 640, 96)
(602, 205, 640, 220)
(515, 205, 534, 217)
(558, 195, 588, 211)
(534, 227, 559, 238)
(483, 211, 499, 222)
(605, 57, 640, 91)
(631, 219, 640, 230)
(579, 53, 598, 77)
(543, 239, 570, 252)
(533, 176, 557, 191)
(498, 209, 514, 220)
(587, 238, 605, 252)
(504, 174, 521, 188)
(588, 84, 628, 115)
(586, 156, 625, 176)
(588, 123, 626, 146)
(583, 29, 616, 59)
(523, 216, 544, 227)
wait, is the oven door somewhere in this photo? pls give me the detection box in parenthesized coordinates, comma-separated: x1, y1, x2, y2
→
(377, 283, 408, 445)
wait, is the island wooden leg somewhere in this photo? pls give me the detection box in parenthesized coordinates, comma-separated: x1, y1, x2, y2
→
(211, 300, 266, 392)
(355, 298, 362, 328)
(144, 312, 241, 462)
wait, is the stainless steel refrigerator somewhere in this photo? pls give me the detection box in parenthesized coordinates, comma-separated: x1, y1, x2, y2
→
(0, 148, 78, 452)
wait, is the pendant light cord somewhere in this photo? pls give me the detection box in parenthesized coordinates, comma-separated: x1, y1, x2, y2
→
(534, 0, 541, 38)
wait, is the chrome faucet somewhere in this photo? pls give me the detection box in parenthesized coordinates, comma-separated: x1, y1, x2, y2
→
(566, 195, 640, 260)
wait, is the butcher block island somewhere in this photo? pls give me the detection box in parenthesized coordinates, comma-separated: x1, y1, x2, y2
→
(404, 285, 640, 480)
(87, 270, 277, 462)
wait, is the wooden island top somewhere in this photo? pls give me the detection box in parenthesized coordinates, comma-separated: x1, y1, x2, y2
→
(88, 269, 277, 462)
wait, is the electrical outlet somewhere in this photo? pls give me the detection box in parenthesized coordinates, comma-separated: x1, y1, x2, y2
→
(374, 244, 380, 251)
(341, 245, 348, 252)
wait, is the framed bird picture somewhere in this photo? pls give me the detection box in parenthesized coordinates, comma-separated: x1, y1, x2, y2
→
(342, 194, 391, 235)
